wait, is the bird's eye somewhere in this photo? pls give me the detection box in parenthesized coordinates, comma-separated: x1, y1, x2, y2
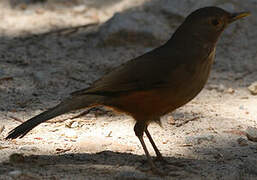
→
(211, 19, 220, 26)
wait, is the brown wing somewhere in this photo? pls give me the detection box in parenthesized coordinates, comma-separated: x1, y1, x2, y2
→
(71, 40, 213, 97)
(71, 44, 184, 97)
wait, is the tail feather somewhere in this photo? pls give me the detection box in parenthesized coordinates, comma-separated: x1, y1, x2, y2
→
(6, 104, 68, 139)
(6, 95, 103, 139)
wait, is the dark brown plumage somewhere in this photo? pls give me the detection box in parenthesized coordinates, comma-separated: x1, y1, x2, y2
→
(6, 7, 250, 174)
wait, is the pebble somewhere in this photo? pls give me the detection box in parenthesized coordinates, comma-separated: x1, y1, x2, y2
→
(65, 120, 80, 128)
(248, 81, 257, 95)
(70, 121, 79, 128)
(225, 87, 235, 94)
(207, 84, 225, 92)
(246, 127, 257, 142)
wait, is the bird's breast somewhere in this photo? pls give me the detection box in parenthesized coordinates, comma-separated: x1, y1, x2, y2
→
(105, 48, 216, 119)
(162, 47, 216, 113)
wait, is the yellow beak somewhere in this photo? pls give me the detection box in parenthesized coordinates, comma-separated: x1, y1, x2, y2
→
(229, 12, 251, 23)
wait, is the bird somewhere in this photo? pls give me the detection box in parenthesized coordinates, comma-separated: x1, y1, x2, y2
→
(6, 7, 250, 174)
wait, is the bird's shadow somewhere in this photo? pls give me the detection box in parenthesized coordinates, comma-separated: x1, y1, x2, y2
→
(2, 144, 257, 178)
(2, 150, 197, 177)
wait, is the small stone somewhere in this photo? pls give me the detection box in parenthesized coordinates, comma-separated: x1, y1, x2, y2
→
(65, 120, 72, 128)
(246, 127, 257, 142)
(207, 84, 225, 92)
(237, 137, 248, 146)
(226, 88, 235, 94)
(70, 121, 79, 128)
(246, 127, 257, 136)
(248, 82, 257, 95)
(65, 120, 79, 128)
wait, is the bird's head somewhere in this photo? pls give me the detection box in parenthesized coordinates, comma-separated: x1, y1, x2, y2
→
(174, 7, 250, 44)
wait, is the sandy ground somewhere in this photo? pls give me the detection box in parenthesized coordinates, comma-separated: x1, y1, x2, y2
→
(0, 0, 257, 179)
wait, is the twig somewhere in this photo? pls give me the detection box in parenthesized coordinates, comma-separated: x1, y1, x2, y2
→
(176, 116, 199, 127)
(9, 116, 24, 123)
(55, 148, 71, 154)
(0, 125, 5, 134)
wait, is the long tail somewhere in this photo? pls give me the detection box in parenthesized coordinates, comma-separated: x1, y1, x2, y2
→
(6, 95, 103, 139)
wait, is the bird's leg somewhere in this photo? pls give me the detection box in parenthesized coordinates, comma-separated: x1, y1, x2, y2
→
(145, 128, 184, 168)
(145, 128, 165, 162)
(134, 122, 163, 175)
